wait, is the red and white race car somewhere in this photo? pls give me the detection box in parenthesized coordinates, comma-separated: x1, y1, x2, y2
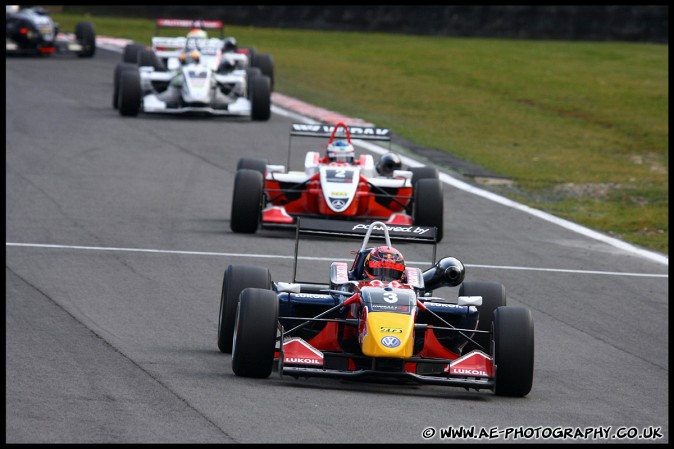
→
(230, 122, 445, 241)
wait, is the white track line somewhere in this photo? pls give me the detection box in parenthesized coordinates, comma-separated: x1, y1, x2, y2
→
(5, 243, 667, 278)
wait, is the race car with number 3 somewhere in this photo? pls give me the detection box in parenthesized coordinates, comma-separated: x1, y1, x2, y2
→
(230, 122, 446, 240)
(217, 219, 534, 397)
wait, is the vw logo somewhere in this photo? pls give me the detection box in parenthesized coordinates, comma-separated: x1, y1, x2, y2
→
(381, 336, 400, 348)
(331, 199, 346, 208)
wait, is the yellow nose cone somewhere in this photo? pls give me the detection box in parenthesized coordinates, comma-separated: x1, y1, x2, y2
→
(361, 312, 415, 358)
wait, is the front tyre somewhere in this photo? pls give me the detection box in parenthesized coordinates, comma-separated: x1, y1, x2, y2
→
(236, 157, 267, 176)
(75, 21, 96, 58)
(493, 306, 534, 397)
(230, 169, 264, 233)
(118, 70, 142, 117)
(113, 62, 136, 109)
(217, 265, 272, 353)
(250, 75, 271, 121)
(252, 53, 274, 91)
(244, 68, 262, 97)
(231, 288, 279, 378)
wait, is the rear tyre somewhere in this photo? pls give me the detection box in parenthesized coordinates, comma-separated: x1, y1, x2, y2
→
(118, 70, 142, 117)
(232, 288, 279, 378)
(217, 265, 272, 353)
(410, 166, 439, 185)
(493, 306, 534, 397)
(241, 46, 257, 63)
(250, 75, 271, 121)
(122, 43, 145, 63)
(413, 178, 444, 242)
(75, 21, 96, 58)
(230, 169, 264, 233)
(236, 157, 267, 176)
(138, 48, 165, 71)
(459, 281, 506, 354)
(113, 62, 136, 109)
(252, 53, 274, 91)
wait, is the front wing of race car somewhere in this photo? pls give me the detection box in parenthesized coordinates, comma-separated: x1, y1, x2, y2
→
(141, 95, 252, 116)
(260, 171, 416, 227)
(278, 337, 495, 390)
(138, 69, 253, 116)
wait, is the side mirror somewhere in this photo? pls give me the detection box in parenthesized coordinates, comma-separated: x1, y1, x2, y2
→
(458, 295, 482, 306)
(422, 257, 466, 291)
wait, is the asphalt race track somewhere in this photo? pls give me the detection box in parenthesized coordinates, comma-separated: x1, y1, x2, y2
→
(5, 48, 668, 444)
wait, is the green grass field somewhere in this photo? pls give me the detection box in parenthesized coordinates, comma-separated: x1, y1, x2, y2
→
(52, 13, 669, 254)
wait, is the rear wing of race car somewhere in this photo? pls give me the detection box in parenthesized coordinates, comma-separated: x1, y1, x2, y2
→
(287, 122, 392, 168)
(292, 217, 437, 283)
(154, 18, 225, 38)
(290, 123, 392, 141)
(152, 18, 227, 58)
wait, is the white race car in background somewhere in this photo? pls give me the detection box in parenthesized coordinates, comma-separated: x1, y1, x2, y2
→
(112, 19, 272, 120)
(146, 19, 274, 89)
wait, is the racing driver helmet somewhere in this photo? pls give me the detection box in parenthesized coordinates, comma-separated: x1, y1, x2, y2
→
(363, 246, 406, 282)
(223, 37, 237, 52)
(326, 140, 355, 163)
(187, 28, 208, 39)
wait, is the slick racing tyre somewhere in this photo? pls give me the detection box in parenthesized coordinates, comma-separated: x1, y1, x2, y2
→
(245, 67, 262, 97)
(412, 178, 444, 242)
(138, 48, 166, 71)
(236, 157, 268, 176)
(218, 265, 273, 353)
(75, 21, 96, 58)
(122, 43, 146, 64)
(250, 75, 271, 121)
(459, 281, 507, 354)
(113, 62, 136, 109)
(118, 70, 142, 117)
(231, 288, 279, 378)
(252, 53, 274, 91)
(241, 46, 257, 63)
(409, 166, 439, 185)
(230, 169, 264, 233)
(493, 306, 534, 397)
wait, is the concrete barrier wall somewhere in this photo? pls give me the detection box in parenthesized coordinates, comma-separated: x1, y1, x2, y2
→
(61, 5, 668, 44)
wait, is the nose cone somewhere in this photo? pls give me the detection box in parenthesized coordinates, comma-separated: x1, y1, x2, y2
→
(361, 312, 415, 358)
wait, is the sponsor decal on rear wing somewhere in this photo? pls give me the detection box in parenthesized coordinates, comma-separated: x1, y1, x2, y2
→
(156, 18, 224, 29)
(297, 217, 436, 243)
(290, 123, 391, 141)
